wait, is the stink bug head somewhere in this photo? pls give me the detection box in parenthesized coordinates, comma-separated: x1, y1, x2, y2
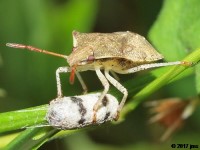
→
(67, 44, 95, 67)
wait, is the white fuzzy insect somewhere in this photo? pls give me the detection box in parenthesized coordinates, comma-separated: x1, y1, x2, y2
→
(46, 93, 118, 129)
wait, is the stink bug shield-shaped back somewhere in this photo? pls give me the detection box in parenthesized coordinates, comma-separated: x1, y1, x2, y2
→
(6, 31, 187, 121)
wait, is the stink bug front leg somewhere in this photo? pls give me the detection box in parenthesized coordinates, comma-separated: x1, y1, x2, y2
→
(56, 67, 71, 97)
(56, 67, 88, 97)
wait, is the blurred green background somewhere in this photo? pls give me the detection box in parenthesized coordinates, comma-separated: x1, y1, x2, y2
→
(0, 0, 199, 150)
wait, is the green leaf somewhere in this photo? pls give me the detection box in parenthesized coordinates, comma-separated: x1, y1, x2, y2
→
(149, 0, 188, 61)
(0, 105, 47, 133)
(149, 0, 200, 94)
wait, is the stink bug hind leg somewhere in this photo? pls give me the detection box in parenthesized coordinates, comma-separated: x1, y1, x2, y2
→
(119, 61, 189, 74)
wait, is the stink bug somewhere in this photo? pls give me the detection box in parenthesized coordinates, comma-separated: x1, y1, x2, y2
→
(6, 31, 190, 120)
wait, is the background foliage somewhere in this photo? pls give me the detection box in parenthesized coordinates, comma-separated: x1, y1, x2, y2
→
(0, 0, 200, 149)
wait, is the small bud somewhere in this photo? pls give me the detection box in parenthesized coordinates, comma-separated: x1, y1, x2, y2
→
(146, 97, 199, 141)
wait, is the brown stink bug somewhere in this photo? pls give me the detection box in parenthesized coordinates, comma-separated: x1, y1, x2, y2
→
(6, 31, 189, 121)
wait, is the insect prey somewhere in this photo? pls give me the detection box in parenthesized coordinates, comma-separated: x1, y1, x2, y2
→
(6, 30, 190, 121)
(46, 93, 119, 129)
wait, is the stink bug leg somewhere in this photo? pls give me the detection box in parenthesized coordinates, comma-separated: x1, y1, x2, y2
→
(93, 67, 110, 122)
(56, 66, 88, 97)
(105, 70, 128, 120)
(75, 72, 88, 94)
(56, 67, 71, 97)
(117, 61, 188, 74)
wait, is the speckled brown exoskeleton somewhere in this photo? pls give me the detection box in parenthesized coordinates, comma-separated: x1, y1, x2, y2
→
(6, 31, 189, 121)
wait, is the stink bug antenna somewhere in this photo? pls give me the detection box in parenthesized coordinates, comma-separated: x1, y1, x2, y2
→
(6, 43, 68, 59)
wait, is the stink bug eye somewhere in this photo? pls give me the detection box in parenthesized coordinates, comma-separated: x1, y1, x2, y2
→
(87, 55, 95, 62)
